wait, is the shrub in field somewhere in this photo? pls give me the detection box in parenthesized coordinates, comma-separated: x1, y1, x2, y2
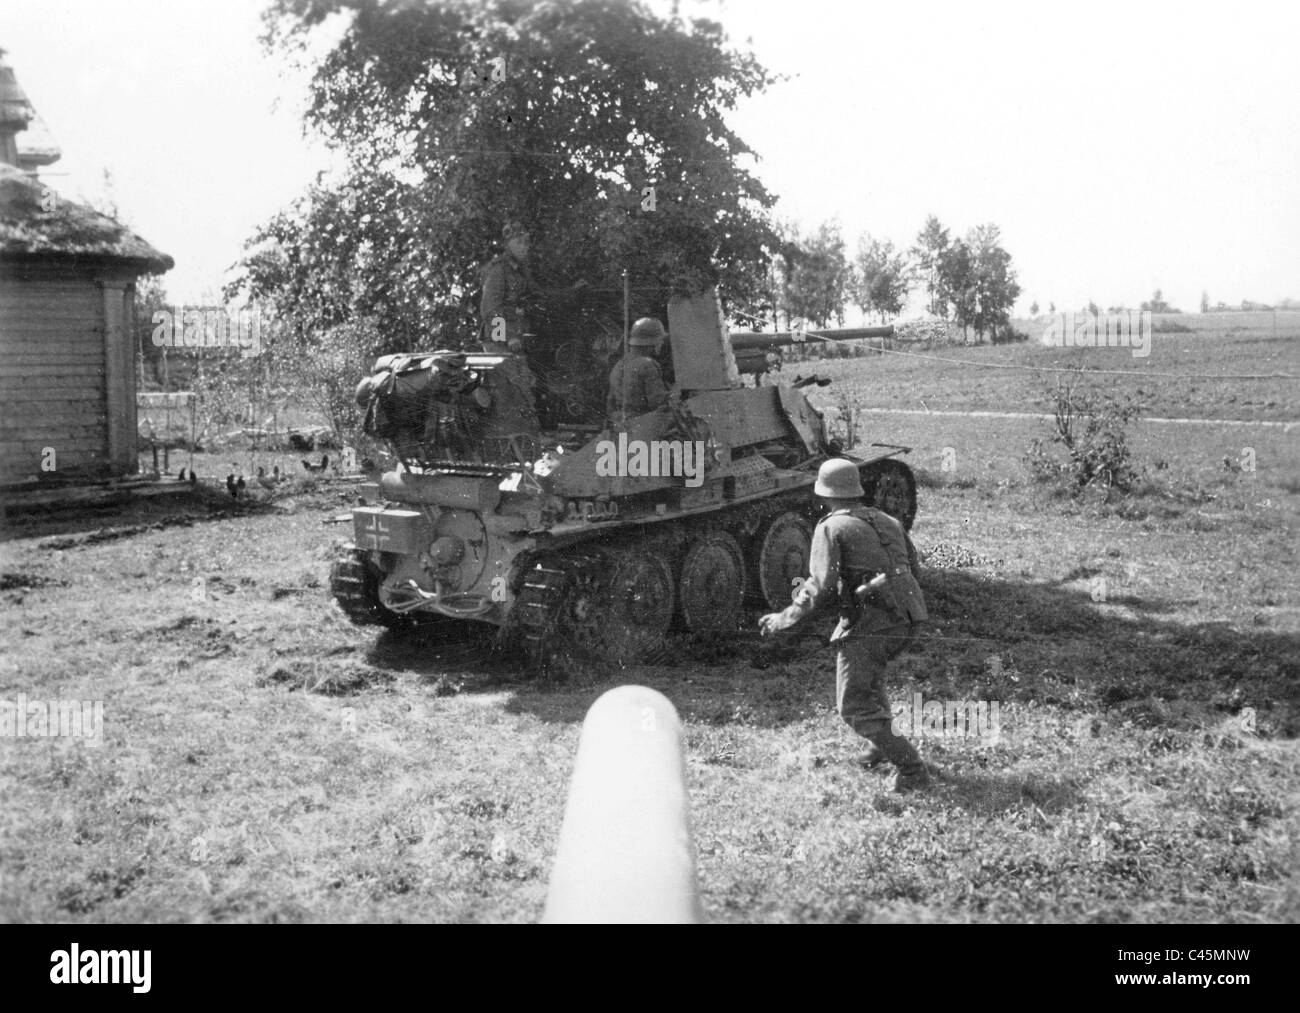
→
(991, 324, 1030, 344)
(1024, 373, 1144, 498)
(832, 389, 861, 448)
(188, 313, 383, 459)
(191, 349, 289, 450)
(275, 317, 378, 448)
(894, 318, 959, 345)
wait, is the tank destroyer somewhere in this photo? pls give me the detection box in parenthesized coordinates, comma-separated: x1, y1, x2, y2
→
(330, 290, 916, 667)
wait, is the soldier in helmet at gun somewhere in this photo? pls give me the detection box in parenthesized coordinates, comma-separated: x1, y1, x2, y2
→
(759, 459, 937, 793)
(607, 317, 670, 424)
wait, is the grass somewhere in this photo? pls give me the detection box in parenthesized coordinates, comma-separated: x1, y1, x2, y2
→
(0, 324, 1296, 923)
(787, 313, 1298, 422)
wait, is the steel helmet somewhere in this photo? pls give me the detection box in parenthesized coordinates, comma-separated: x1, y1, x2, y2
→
(629, 317, 666, 347)
(814, 458, 865, 498)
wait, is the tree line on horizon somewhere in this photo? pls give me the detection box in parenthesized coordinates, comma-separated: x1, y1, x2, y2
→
(769, 215, 1021, 343)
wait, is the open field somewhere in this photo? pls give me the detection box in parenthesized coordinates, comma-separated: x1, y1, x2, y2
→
(0, 325, 1297, 923)
(788, 313, 1298, 422)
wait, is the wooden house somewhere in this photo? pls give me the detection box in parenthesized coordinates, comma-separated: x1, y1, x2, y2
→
(0, 52, 172, 487)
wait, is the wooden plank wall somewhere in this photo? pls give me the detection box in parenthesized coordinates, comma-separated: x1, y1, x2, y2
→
(0, 277, 108, 482)
(102, 280, 135, 475)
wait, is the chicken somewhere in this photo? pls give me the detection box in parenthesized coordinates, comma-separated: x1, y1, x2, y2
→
(302, 454, 330, 474)
(226, 465, 248, 498)
(256, 466, 276, 491)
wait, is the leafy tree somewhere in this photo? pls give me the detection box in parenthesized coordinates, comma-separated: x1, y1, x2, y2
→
(966, 223, 1021, 342)
(850, 235, 910, 323)
(766, 223, 795, 330)
(1141, 288, 1176, 313)
(779, 221, 850, 327)
(232, 0, 783, 357)
(133, 276, 171, 386)
(1029, 300, 1039, 317)
(1200, 290, 1210, 313)
(938, 238, 975, 340)
(1087, 299, 1099, 317)
(910, 214, 951, 318)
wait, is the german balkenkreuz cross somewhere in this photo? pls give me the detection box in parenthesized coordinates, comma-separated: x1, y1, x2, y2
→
(363, 514, 392, 548)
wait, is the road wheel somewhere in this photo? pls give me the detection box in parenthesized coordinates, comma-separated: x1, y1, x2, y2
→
(565, 548, 676, 667)
(679, 531, 746, 633)
(752, 511, 813, 610)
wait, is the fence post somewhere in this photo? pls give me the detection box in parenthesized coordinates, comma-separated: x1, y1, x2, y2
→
(543, 686, 702, 924)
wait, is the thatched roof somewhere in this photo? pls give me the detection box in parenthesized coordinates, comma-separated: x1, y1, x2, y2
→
(18, 109, 60, 168)
(0, 163, 173, 273)
(0, 53, 35, 128)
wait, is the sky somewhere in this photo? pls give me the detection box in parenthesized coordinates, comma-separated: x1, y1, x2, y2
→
(4, 0, 1298, 313)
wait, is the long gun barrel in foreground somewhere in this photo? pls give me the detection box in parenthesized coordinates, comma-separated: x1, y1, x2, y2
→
(543, 686, 702, 924)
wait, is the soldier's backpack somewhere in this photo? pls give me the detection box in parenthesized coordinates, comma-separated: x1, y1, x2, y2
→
(848, 506, 929, 625)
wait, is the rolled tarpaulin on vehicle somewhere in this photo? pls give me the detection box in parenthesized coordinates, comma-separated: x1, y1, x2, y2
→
(379, 471, 502, 512)
(542, 685, 702, 924)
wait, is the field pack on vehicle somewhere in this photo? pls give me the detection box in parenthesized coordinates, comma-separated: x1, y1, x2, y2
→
(331, 290, 918, 667)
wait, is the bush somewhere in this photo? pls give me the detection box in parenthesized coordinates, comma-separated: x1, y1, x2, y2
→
(281, 317, 377, 446)
(1024, 373, 1144, 499)
(188, 313, 382, 458)
(991, 324, 1030, 344)
(894, 318, 959, 345)
(832, 389, 861, 448)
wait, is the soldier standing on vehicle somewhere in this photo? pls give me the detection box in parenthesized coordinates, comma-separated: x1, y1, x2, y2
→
(607, 317, 670, 423)
(759, 459, 936, 793)
(479, 221, 539, 353)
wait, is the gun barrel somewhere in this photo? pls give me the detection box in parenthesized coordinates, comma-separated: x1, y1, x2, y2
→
(732, 347, 776, 375)
(729, 326, 895, 350)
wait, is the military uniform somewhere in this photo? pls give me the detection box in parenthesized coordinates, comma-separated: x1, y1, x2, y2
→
(607, 352, 669, 420)
(479, 251, 538, 351)
(772, 505, 929, 776)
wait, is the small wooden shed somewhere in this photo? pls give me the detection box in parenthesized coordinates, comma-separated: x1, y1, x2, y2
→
(0, 54, 173, 487)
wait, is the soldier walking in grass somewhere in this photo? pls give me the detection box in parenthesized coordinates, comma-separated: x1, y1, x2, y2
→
(759, 459, 937, 792)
